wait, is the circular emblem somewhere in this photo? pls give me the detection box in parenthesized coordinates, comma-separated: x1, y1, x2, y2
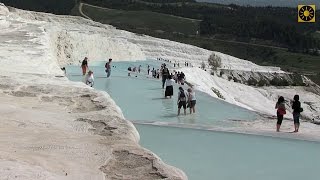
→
(299, 5, 315, 21)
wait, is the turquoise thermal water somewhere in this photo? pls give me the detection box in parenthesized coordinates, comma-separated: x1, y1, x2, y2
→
(67, 60, 320, 180)
(136, 124, 320, 180)
(67, 60, 257, 127)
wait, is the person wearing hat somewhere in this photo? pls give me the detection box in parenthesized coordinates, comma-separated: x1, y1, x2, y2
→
(105, 58, 112, 78)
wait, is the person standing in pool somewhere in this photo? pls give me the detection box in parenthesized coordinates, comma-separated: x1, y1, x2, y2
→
(165, 75, 174, 98)
(187, 88, 196, 114)
(292, 95, 302, 133)
(152, 67, 156, 78)
(105, 58, 112, 78)
(275, 96, 286, 132)
(177, 87, 187, 116)
(138, 65, 141, 73)
(156, 69, 160, 79)
(81, 57, 88, 75)
(162, 64, 170, 89)
(147, 65, 150, 75)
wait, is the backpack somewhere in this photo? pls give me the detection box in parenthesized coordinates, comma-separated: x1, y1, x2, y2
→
(163, 68, 169, 75)
(179, 90, 186, 101)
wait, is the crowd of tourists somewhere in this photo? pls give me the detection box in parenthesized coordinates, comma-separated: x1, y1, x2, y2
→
(78, 56, 305, 132)
(158, 63, 196, 115)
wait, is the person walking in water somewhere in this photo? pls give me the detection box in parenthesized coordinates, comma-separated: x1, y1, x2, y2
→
(162, 64, 170, 89)
(177, 87, 187, 116)
(187, 88, 196, 114)
(105, 58, 112, 78)
(165, 75, 174, 98)
(292, 95, 302, 133)
(81, 57, 88, 75)
(275, 96, 286, 132)
(152, 67, 156, 78)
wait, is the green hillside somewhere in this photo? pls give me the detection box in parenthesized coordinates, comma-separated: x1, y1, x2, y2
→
(82, 4, 200, 36)
(0, 0, 76, 14)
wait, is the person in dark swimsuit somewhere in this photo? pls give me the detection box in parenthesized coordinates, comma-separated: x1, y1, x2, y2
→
(105, 58, 112, 78)
(81, 57, 88, 75)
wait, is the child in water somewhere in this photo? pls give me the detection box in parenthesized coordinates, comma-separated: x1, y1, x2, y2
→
(85, 70, 94, 87)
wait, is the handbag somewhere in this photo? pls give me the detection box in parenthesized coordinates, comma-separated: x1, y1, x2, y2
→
(299, 107, 303, 112)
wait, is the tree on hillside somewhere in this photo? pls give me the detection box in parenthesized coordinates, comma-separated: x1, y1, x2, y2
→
(208, 53, 221, 71)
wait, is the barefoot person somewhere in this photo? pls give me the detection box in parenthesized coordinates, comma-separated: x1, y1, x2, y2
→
(105, 58, 112, 78)
(165, 75, 174, 98)
(85, 70, 94, 87)
(81, 57, 88, 75)
(187, 88, 196, 114)
(177, 87, 187, 116)
(275, 96, 286, 132)
(292, 95, 302, 132)
(162, 64, 170, 89)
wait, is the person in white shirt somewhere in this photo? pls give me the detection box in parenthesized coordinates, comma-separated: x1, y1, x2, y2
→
(165, 75, 175, 98)
(85, 70, 94, 87)
(187, 88, 196, 114)
(177, 87, 187, 116)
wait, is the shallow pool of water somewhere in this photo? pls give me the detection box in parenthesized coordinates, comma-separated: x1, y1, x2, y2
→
(136, 124, 320, 180)
(67, 61, 319, 180)
(67, 61, 257, 127)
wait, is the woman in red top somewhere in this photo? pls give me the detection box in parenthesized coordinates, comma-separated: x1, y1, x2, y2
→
(275, 96, 286, 132)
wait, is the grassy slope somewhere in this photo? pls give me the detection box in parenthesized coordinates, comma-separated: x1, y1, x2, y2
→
(82, 4, 200, 36)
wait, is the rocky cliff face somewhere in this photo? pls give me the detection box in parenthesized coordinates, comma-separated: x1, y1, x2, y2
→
(219, 69, 306, 87)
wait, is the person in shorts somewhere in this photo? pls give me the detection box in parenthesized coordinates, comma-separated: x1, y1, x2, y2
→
(177, 87, 187, 116)
(187, 88, 197, 114)
(292, 94, 302, 133)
